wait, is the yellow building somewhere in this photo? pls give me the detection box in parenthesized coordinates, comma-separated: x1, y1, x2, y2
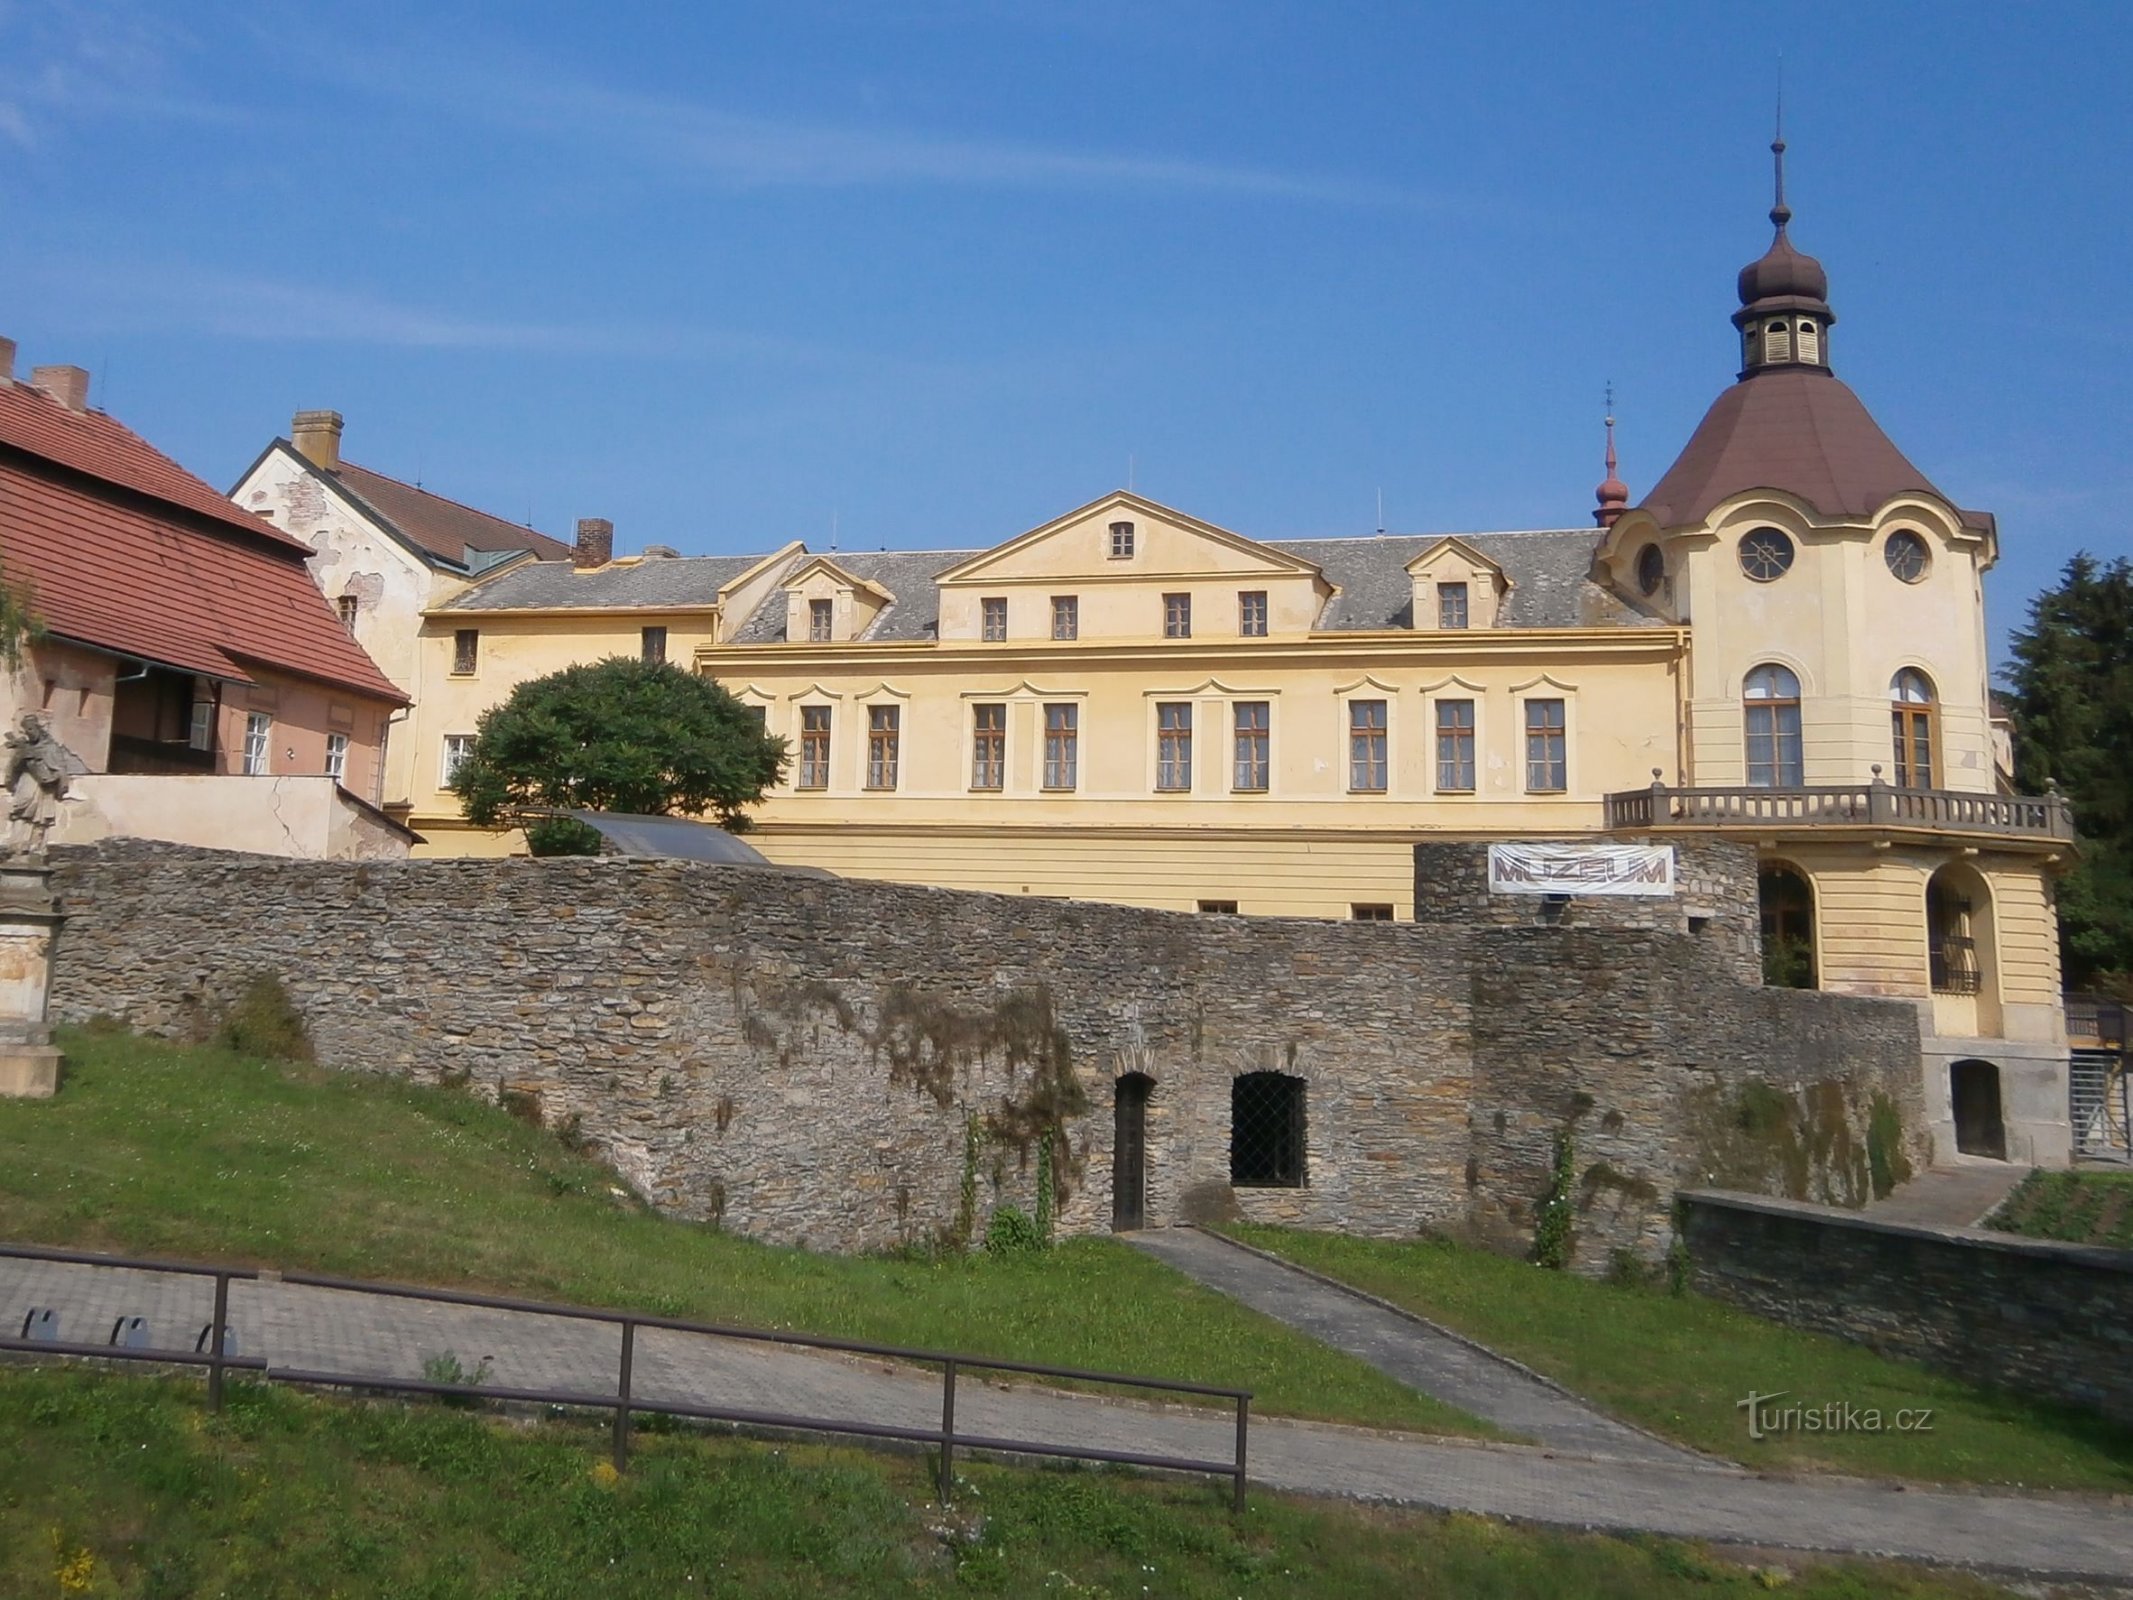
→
(404, 155, 2075, 1168)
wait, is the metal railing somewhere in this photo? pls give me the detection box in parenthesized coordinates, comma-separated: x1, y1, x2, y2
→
(2067, 995, 2129, 1051)
(1604, 772, 2075, 842)
(0, 1241, 1250, 1509)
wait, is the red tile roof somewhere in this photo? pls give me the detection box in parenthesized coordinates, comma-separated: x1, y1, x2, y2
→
(0, 381, 405, 704)
(329, 459, 573, 566)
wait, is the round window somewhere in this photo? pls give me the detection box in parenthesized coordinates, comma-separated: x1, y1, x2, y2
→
(1635, 543, 1665, 596)
(1884, 530, 1930, 583)
(1738, 527, 1796, 582)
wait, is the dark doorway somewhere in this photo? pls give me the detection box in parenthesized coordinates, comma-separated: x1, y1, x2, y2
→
(1112, 1073, 1153, 1231)
(1758, 865, 1817, 989)
(1951, 1059, 2007, 1159)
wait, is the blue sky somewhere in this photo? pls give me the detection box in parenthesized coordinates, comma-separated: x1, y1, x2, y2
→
(1, 1, 2126, 666)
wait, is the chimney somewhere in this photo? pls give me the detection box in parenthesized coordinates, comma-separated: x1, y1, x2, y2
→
(574, 517, 614, 569)
(31, 365, 89, 412)
(0, 337, 14, 383)
(291, 409, 344, 471)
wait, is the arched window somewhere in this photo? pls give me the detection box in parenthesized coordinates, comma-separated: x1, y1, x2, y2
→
(1765, 319, 1792, 362)
(1890, 669, 1936, 788)
(1796, 319, 1821, 364)
(1743, 664, 1803, 787)
(1758, 864, 1816, 988)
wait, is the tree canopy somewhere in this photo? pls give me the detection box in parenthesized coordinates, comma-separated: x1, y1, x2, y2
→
(2004, 553, 2133, 995)
(450, 658, 787, 855)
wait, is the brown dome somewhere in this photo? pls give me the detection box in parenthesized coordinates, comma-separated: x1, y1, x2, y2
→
(1737, 227, 1828, 307)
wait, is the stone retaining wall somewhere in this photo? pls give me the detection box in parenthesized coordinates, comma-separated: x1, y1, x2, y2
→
(1681, 1189, 2133, 1424)
(45, 839, 1926, 1265)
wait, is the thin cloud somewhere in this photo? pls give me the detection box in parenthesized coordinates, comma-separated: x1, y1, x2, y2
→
(0, 0, 247, 146)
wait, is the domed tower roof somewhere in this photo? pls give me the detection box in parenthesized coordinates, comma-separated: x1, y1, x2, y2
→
(1729, 127, 1836, 375)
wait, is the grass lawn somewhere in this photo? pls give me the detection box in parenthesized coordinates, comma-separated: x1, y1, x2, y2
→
(1986, 1168, 2133, 1248)
(0, 1028, 1479, 1436)
(0, 1367, 2034, 1600)
(1222, 1225, 2133, 1494)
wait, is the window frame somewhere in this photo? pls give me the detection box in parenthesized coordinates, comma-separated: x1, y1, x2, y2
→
(1231, 701, 1270, 793)
(1155, 701, 1193, 793)
(1523, 697, 1568, 793)
(864, 704, 901, 791)
(1238, 590, 1269, 637)
(1742, 664, 1804, 788)
(1108, 521, 1135, 560)
(1042, 703, 1078, 791)
(980, 596, 1009, 641)
(1350, 904, 1395, 922)
(797, 705, 832, 790)
(1890, 669, 1937, 789)
(336, 594, 359, 629)
(1050, 595, 1078, 641)
(1434, 697, 1477, 794)
(1163, 592, 1192, 639)
(970, 703, 1006, 791)
(440, 733, 475, 789)
(640, 625, 668, 664)
(242, 711, 272, 777)
(1437, 581, 1470, 630)
(324, 731, 349, 783)
(1348, 698, 1388, 793)
(807, 597, 835, 642)
(451, 628, 479, 676)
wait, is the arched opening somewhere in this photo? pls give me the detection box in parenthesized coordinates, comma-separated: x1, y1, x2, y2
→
(1890, 669, 1937, 788)
(1950, 1059, 2007, 1159)
(1796, 319, 1821, 363)
(1765, 319, 1792, 361)
(1230, 1072, 1306, 1188)
(1759, 863, 1817, 988)
(1926, 861, 2001, 1034)
(1743, 664, 1803, 787)
(1112, 1073, 1153, 1231)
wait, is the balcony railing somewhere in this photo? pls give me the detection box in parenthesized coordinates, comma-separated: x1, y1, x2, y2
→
(1604, 772, 2075, 842)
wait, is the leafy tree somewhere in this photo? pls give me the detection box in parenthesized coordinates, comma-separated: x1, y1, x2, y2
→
(450, 658, 787, 856)
(2003, 553, 2133, 994)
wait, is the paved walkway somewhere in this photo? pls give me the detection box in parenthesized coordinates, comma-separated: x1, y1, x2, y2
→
(1865, 1160, 2029, 1229)
(6, 1254, 2133, 1581)
(1127, 1227, 1697, 1466)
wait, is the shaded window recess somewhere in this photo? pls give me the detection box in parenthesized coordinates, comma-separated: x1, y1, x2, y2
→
(1231, 1071, 1306, 1188)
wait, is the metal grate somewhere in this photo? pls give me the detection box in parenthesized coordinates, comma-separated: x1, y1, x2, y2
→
(1930, 936, 1982, 996)
(2071, 1050, 2130, 1164)
(1230, 1072, 1306, 1188)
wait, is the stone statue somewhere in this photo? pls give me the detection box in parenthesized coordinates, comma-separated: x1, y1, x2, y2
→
(5, 714, 71, 862)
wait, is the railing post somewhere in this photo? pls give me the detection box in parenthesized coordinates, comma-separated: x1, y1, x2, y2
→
(1232, 1394, 1250, 1513)
(208, 1271, 228, 1413)
(939, 1358, 957, 1503)
(613, 1318, 635, 1472)
(1868, 765, 1891, 825)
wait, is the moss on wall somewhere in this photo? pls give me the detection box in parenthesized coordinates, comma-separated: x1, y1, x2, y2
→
(1687, 1075, 1916, 1209)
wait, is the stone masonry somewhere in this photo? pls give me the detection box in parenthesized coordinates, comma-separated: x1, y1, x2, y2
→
(46, 838, 1926, 1268)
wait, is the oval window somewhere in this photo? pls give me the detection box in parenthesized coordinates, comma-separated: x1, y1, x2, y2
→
(1884, 530, 1929, 583)
(1738, 527, 1796, 582)
(1635, 543, 1666, 596)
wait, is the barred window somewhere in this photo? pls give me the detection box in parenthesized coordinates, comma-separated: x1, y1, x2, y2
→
(1231, 1071, 1305, 1187)
(1351, 904, 1394, 921)
(1525, 698, 1567, 792)
(971, 704, 1005, 790)
(1156, 702, 1192, 792)
(1232, 701, 1269, 792)
(1436, 699, 1476, 792)
(798, 706, 831, 789)
(1239, 590, 1268, 637)
(452, 629, 479, 675)
(1348, 699, 1387, 793)
(865, 705, 900, 790)
(1043, 703, 1078, 790)
(981, 597, 1008, 641)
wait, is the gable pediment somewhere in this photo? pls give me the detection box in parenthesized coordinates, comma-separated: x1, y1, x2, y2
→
(935, 491, 1326, 588)
(1404, 536, 1508, 586)
(785, 555, 894, 602)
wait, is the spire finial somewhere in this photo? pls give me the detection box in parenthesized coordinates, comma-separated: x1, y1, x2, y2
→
(1595, 381, 1629, 527)
(1770, 63, 1791, 234)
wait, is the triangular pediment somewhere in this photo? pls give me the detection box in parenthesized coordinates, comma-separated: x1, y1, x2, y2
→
(935, 491, 1326, 587)
(785, 554, 894, 602)
(1404, 536, 1509, 586)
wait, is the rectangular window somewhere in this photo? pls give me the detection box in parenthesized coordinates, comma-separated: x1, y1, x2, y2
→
(1163, 592, 1192, 639)
(1232, 701, 1270, 792)
(1197, 900, 1239, 915)
(865, 705, 900, 790)
(441, 733, 474, 788)
(1438, 582, 1470, 629)
(1348, 699, 1388, 792)
(640, 626, 667, 664)
(1156, 702, 1193, 792)
(452, 629, 479, 675)
(1042, 703, 1078, 790)
(187, 687, 216, 753)
(324, 732, 349, 782)
(1051, 596, 1078, 641)
(336, 594, 358, 629)
(1109, 521, 1135, 559)
(1351, 904, 1395, 922)
(1239, 590, 1268, 637)
(1524, 698, 1567, 792)
(798, 706, 831, 789)
(1435, 699, 1476, 792)
(1746, 702, 1804, 787)
(808, 598, 834, 642)
(971, 703, 1005, 790)
(981, 597, 1008, 641)
(242, 712, 272, 776)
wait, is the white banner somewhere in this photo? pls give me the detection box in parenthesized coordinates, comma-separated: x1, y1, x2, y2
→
(1487, 842, 1676, 897)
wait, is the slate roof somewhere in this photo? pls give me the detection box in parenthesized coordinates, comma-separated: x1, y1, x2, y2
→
(328, 458, 573, 567)
(441, 553, 768, 612)
(0, 382, 406, 702)
(1639, 367, 1982, 531)
(721, 529, 1654, 641)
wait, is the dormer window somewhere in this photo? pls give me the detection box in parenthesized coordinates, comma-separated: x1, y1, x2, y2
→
(808, 598, 834, 642)
(1437, 583, 1469, 629)
(1109, 521, 1135, 559)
